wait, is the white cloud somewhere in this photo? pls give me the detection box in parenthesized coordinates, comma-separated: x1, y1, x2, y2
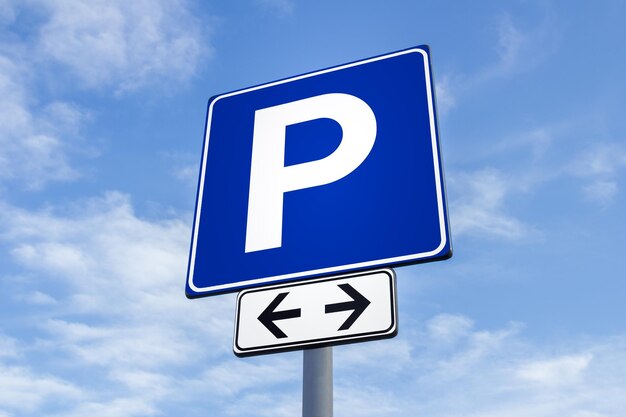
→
(480, 12, 557, 81)
(494, 14, 527, 72)
(4, 192, 187, 293)
(222, 392, 301, 417)
(449, 169, 530, 240)
(568, 143, 626, 205)
(466, 123, 626, 208)
(434, 73, 457, 114)
(174, 164, 199, 182)
(162, 151, 200, 183)
(583, 180, 618, 205)
(36, 0, 208, 93)
(0, 55, 81, 189)
(0, 0, 210, 190)
(44, 319, 201, 369)
(570, 143, 626, 177)
(516, 353, 593, 386)
(0, 192, 236, 414)
(13, 290, 58, 306)
(335, 338, 412, 372)
(329, 317, 626, 417)
(1, 191, 234, 334)
(40, 102, 91, 137)
(109, 369, 172, 398)
(198, 358, 299, 397)
(487, 127, 558, 163)
(426, 313, 474, 344)
(428, 322, 523, 381)
(446, 10, 558, 105)
(335, 385, 402, 417)
(12, 242, 92, 278)
(0, 334, 19, 359)
(52, 398, 159, 417)
(0, 364, 83, 414)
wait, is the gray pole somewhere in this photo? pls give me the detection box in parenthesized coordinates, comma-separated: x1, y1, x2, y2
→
(302, 346, 333, 417)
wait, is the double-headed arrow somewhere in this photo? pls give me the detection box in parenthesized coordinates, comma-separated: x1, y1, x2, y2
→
(258, 284, 371, 338)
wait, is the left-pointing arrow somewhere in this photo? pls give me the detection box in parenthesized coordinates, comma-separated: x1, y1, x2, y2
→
(258, 292, 301, 339)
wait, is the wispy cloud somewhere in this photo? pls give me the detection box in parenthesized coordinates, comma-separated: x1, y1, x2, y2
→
(0, 192, 236, 415)
(335, 385, 402, 417)
(330, 315, 626, 417)
(449, 169, 531, 240)
(162, 151, 200, 184)
(521, 136, 625, 207)
(439, 10, 558, 113)
(426, 313, 474, 344)
(480, 11, 558, 81)
(0, 362, 84, 414)
(567, 142, 626, 205)
(13, 290, 58, 306)
(434, 73, 457, 115)
(198, 357, 299, 397)
(516, 353, 593, 386)
(568, 143, 626, 177)
(51, 398, 160, 417)
(222, 391, 301, 417)
(582, 180, 618, 205)
(0, 192, 230, 329)
(0, 56, 83, 189)
(35, 0, 209, 93)
(493, 14, 527, 73)
(336, 338, 413, 373)
(0, 334, 19, 359)
(0, 0, 210, 191)
(448, 118, 626, 231)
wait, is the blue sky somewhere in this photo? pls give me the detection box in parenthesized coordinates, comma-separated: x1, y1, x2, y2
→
(1, 0, 626, 416)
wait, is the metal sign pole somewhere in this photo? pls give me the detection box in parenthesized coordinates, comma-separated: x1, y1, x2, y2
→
(302, 346, 333, 417)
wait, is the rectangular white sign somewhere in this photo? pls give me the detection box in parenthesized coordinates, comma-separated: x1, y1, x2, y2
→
(234, 269, 397, 357)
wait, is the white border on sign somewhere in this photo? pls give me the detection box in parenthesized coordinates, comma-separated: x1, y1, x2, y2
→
(188, 47, 447, 294)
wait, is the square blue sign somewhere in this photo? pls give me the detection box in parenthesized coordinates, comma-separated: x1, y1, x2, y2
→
(186, 45, 451, 298)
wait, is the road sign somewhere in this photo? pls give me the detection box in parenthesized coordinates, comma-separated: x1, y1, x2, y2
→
(234, 269, 397, 357)
(186, 45, 451, 298)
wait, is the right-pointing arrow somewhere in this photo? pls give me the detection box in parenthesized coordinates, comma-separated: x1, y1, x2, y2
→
(258, 292, 301, 339)
(325, 283, 371, 330)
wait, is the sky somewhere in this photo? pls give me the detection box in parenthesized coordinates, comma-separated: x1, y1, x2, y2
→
(1, 0, 626, 416)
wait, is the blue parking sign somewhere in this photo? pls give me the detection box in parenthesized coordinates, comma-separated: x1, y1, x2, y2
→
(186, 45, 451, 298)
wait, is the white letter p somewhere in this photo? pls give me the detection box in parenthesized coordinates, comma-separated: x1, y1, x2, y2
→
(245, 93, 377, 253)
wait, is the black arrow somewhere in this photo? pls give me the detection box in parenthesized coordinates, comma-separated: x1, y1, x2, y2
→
(325, 284, 371, 331)
(258, 292, 301, 339)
